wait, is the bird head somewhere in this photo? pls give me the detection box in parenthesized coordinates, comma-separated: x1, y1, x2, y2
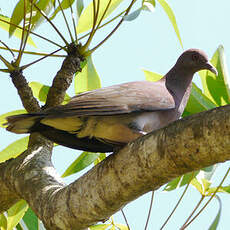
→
(175, 49, 218, 75)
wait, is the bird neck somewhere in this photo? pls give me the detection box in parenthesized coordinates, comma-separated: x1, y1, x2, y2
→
(165, 66, 194, 111)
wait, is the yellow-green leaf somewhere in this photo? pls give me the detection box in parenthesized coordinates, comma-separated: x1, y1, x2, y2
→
(0, 15, 36, 47)
(77, 0, 123, 34)
(0, 137, 29, 163)
(199, 45, 230, 106)
(62, 152, 100, 177)
(157, 0, 183, 48)
(7, 200, 28, 230)
(50, 0, 75, 20)
(89, 224, 111, 230)
(142, 69, 163, 82)
(75, 55, 101, 94)
(29, 81, 70, 104)
(0, 213, 7, 230)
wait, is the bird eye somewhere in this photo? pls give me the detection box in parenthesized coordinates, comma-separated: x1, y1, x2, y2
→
(192, 53, 199, 62)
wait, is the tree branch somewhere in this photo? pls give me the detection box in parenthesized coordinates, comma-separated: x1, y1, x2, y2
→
(44, 44, 84, 108)
(1, 105, 230, 229)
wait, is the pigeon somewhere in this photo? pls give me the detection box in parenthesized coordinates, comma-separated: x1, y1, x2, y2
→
(5, 49, 217, 152)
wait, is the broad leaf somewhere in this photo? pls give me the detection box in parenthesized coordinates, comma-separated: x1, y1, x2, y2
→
(0, 137, 29, 163)
(0, 15, 35, 47)
(50, 0, 75, 20)
(164, 171, 197, 191)
(77, 0, 84, 18)
(90, 224, 111, 230)
(199, 45, 230, 106)
(29, 81, 70, 104)
(9, 0, 54, 36)
(0, 110, 26, 128)
(75, 55, 101, 94)
(23, 208, 39, 230)
(0, 213, 7, 230)
(94, 153, 106, 165)
(142, 69, 163, 82)
(62, 152, 100, 177)
(7, 200, 28, 230)
(77, 0, 123, 34)
(183, 83, 216, 117)
(157, 0, 183, 48)
(143, 0, 156, 12)
(208, 196, 222, 230)
(124, 8, 142, 21)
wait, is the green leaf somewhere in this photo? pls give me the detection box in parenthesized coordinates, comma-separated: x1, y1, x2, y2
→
(201, 165, 218, 181)
(199, 45, 230, 106)
(220, 185, 230, 193)
(62, 152, 100, 177)
(77, 0, 123, 34)
(164, 171, 197, 191)
(157, 0, 183, 48)
(7, 200, 28, 230)
(0, 136, 29, 163)
(142, 0, 156, 12)
(0, 213, 7, 230)
(142, 69, 163, 82)
(0, 15, 36, 47)
(23, 207, 39, 230)
(75, 55, 101, 94)
(89, 223, 111, 230)
(0, 110, 26, 128)
(124, 8, 142, 21)
(77, 0, 84, 18)
(208, 196, 222, 230)
(183, 83, 217, 117)
(29, 81, 70, 104)
(191, 178, 203, 194)
(50, 0, 75, 20)
(9, 0, 54, 37)
(94, 153, 106, 165)
(115, 224, 130, 230)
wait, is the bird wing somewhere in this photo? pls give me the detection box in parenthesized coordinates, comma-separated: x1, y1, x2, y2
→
(44, 80, 175, 117)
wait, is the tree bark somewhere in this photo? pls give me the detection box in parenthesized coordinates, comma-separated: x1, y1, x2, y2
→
(0, 104, 230, 229)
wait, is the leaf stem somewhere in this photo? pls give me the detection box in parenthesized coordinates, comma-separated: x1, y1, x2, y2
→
(121, 208, 131, 230)
(181, 167, 230, 229)
(57, 0, 74, 42)
(144, 191, 154, 230)
(160, 172, 194, 230)
(30, 0, 69, 47)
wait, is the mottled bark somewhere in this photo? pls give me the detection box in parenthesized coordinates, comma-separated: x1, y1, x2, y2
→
(10, 70, 40, 113)
(44, 44, 84, 109)
(0, 105, 230, 229)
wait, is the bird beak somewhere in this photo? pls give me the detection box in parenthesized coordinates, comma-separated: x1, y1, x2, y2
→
(204, 61, 218, 75)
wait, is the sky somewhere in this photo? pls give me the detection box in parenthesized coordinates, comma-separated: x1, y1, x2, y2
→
(1, 0, 230, 229)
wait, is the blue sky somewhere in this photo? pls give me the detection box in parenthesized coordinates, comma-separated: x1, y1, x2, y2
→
(1, 0, 230, 229)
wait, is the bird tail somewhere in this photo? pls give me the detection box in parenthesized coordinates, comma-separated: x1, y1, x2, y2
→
(5, 114, 42, 134)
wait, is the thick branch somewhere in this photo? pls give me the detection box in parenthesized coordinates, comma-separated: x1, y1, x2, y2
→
(10, 70, 40, 113)
(1, 105, 230, 229)
(44, 44, 84, 108)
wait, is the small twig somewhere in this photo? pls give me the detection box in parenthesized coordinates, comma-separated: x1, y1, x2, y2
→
(68, 0, 78, 42)
(160, 172, 194, 230)
(57, 0, 74, 42)
(31, 0, 69, 46)
(180, 196, 205, 230)
(0, 40, 15, 60)
(81, 0, 100, 52)
(15, 0, 27, 67)
(21, 47, 63, 70)
(121, 209, 131, 230)
(89, 0, 136, 54)
(181, 167, 230, 229)
(0, 46, 65, 57)
(144, 191, 154, 230)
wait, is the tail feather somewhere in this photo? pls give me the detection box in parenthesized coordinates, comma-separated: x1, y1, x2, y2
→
(6, 114, 42, 134)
